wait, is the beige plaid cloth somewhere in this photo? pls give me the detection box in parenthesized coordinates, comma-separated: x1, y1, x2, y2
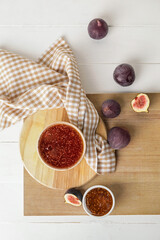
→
(0, 37, 116, 174)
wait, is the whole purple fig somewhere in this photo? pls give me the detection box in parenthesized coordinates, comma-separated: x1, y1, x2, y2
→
(113, 64, 135, 87)
(108, 127, 131, 149)
(102, 99, 121, 118)
(88, 18, 108, 40)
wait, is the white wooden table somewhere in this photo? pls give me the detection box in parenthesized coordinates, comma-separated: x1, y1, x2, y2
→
(0, 0, 160, 239)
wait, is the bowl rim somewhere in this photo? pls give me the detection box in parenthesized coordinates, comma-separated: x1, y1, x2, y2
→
(37, 121, 86, 171)
(82, 185, 115, 218)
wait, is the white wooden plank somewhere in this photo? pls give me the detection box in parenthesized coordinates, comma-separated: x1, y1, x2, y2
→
(0, 183, 23, 222)
(0, 122, 22, 142)
(0, 26, 159, 63)
(79, 64, 160, 93)
(24, 215, 160, 224)
(0, 143, 22, 183)
(0, 222, 160, 240)
(0, 0, 160, 26)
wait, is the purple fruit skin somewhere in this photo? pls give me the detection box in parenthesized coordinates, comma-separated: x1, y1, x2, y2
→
(88, 18, 108, 40)
(108, 127, 130, 149)
(65, 188, 83, 202)
(113, 64, 135, 87)
(102, 99, 121, 118)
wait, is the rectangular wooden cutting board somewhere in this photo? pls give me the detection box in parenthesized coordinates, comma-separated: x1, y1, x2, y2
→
(24, 93, 160, 215)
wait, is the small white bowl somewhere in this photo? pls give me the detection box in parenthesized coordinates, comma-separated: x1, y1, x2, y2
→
(37, 121, 86, 171)
(82, 185, 115, 218)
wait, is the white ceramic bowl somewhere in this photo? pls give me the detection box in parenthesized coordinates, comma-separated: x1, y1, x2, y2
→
(37, 121, 86, 171)
(82, 185, 115, 218)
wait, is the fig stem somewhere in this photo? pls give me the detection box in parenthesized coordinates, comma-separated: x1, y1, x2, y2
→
(97, 20, 102, 27)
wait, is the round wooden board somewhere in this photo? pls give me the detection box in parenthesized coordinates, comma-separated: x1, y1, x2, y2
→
(20, 108, 107, 190)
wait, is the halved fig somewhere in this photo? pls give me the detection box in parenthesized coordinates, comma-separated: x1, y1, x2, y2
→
(131, 93, 150, 112)
(64, 188, 83, 206)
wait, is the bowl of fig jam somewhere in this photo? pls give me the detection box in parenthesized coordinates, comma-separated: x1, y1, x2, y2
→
(82, 185, 115, 217)
(37, 122, 86, 171)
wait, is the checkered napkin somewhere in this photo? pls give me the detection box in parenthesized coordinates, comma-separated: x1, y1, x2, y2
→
(0, 38, 116, 174)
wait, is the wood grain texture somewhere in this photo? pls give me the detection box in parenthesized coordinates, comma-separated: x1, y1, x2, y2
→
(20, 108, 106, 189)
(24, 93, 160, 215)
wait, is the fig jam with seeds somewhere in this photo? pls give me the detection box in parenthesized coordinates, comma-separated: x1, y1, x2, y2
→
(86, 187, 113, 216)
(38, 124, 84, 169)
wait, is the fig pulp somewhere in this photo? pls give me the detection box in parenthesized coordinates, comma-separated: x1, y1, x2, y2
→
(131, 93, 150, 112)
(102, 99, 121, 118)
(64, 188, 83, 206)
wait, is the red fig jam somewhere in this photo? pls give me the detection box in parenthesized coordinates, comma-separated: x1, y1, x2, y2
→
(38, 124, 84, 169)
(86, 188, 113, 216)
